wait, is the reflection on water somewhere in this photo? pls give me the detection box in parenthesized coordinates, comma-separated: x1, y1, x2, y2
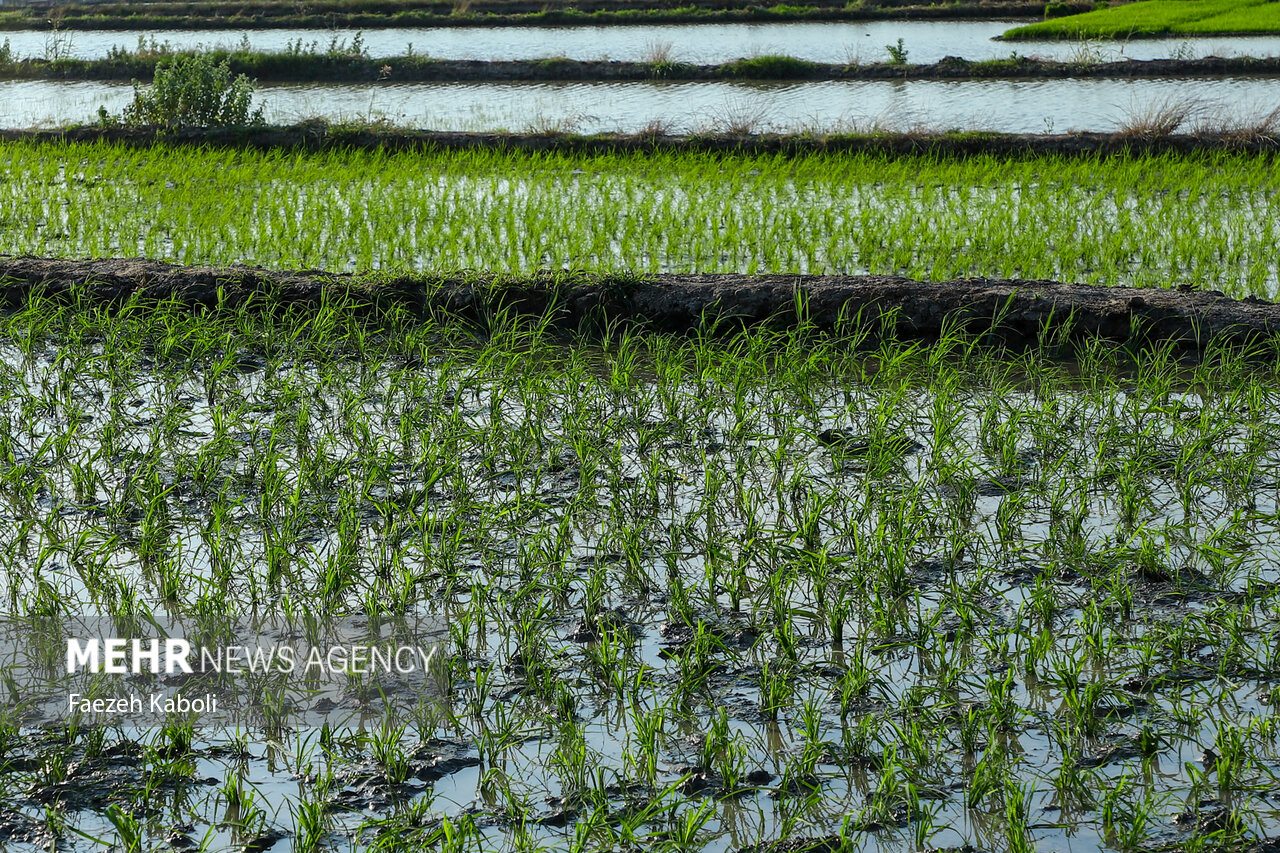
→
(2, 20, 1279, 64)
(2, 76, 1279, 134)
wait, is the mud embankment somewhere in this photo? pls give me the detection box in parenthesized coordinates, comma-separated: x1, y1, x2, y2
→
(4, 124, 1278, 157)
(11, 54, 1280, 83)
(0, 0, 1063, 30)
(1, 257, 1277, 348)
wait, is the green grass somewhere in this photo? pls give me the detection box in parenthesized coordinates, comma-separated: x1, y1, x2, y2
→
(1190, 0, 1280, 30)
(3, 141, 1280, 297)
(1005, 0, 1280, 39)
(723, 54, 819, 77)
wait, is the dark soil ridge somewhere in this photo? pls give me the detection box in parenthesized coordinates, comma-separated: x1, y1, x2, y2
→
(7, 125, 1279, 157)
(1, 257, 1276, 347)
(0, 1, 1061, 30)
(12, 54, 1280, 83)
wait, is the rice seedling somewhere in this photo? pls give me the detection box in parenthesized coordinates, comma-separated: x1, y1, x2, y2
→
(1005, 0, 1280, 40)
(0, 286, 1276, 850)
(2, 142, 1278, 297)
(106, 803, 144, 853)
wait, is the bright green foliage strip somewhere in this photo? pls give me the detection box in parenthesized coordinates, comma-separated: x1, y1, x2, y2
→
(2, 141, 1279, 296)
(1190, 0, 1280, 31)
(1005, 0, 1280, 39)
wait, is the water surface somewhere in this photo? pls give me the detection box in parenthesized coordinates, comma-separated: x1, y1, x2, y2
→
(3, 76, 1278, 134)
(9, 20, 1280, 64)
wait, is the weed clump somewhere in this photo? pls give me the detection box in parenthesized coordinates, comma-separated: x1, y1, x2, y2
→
(116, 53, 264, 128)
(885, 37, 909, 64)
(725, 54, 817, 78)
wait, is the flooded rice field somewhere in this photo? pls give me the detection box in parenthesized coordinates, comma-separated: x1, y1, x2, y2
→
(3, 143, 1277, 297)
(4, 75, 1280, 133)
(1, 301, 1280, 853)
(2, 1, 1279, 847)
(6, 20, 1280, 64)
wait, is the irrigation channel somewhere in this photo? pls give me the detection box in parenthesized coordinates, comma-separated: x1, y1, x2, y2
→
(9, 21, 1280, 63)
(5, 75, 1280, 133)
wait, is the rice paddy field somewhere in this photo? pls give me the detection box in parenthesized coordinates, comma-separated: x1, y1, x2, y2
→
(1, 143, 1278, 295)
(0, 280, 1279, 853)
(1005, 0, 1280, 40)
(3, 0, 1280, 847)
(0, 135, 1278, 852)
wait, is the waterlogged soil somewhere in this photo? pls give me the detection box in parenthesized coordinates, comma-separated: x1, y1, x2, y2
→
(1, 302, 1280, 852)
(2, 256, 1280, 347)
(2, 726, 482, 851)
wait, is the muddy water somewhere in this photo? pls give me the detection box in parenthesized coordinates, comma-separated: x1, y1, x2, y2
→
(6, 21, 1280, 64)
(3, 75, 1279, 133)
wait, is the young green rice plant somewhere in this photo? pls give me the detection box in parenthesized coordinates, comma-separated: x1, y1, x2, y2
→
(984, 669, 1023, 733)
(6, 283, 1280, 851)
(704, 710, 750, 792)
(626, 701, 669, 789)
(370, 718, 412, 786)
(220, 773, 268, 841)
(105, 804, 144, 853)
(550, 716, 595, 800)
(1004, 779, 1035, 853)
(1005, 0, 1280, 41)
(42, 803, 69, 846)
(759, 660, 796, 722)
(1100, 773, 1169, 851)
(4, 144, 1280, 297)
(671, 621, 729, 701)
(966, 740, 1011, 813)
(661, 799, 717, 851)
(582, 614, 627, 685)
(292, 797, 330, 853)
(1210, 719, 1254, 794)
(1045, 754, 1091, 823)
(36, 745, 72, 787)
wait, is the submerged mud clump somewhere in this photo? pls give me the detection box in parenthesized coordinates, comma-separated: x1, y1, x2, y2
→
(736, 837, 845, 853)
(1, 256, 1279, 348)
(0, 812, 53, 848)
